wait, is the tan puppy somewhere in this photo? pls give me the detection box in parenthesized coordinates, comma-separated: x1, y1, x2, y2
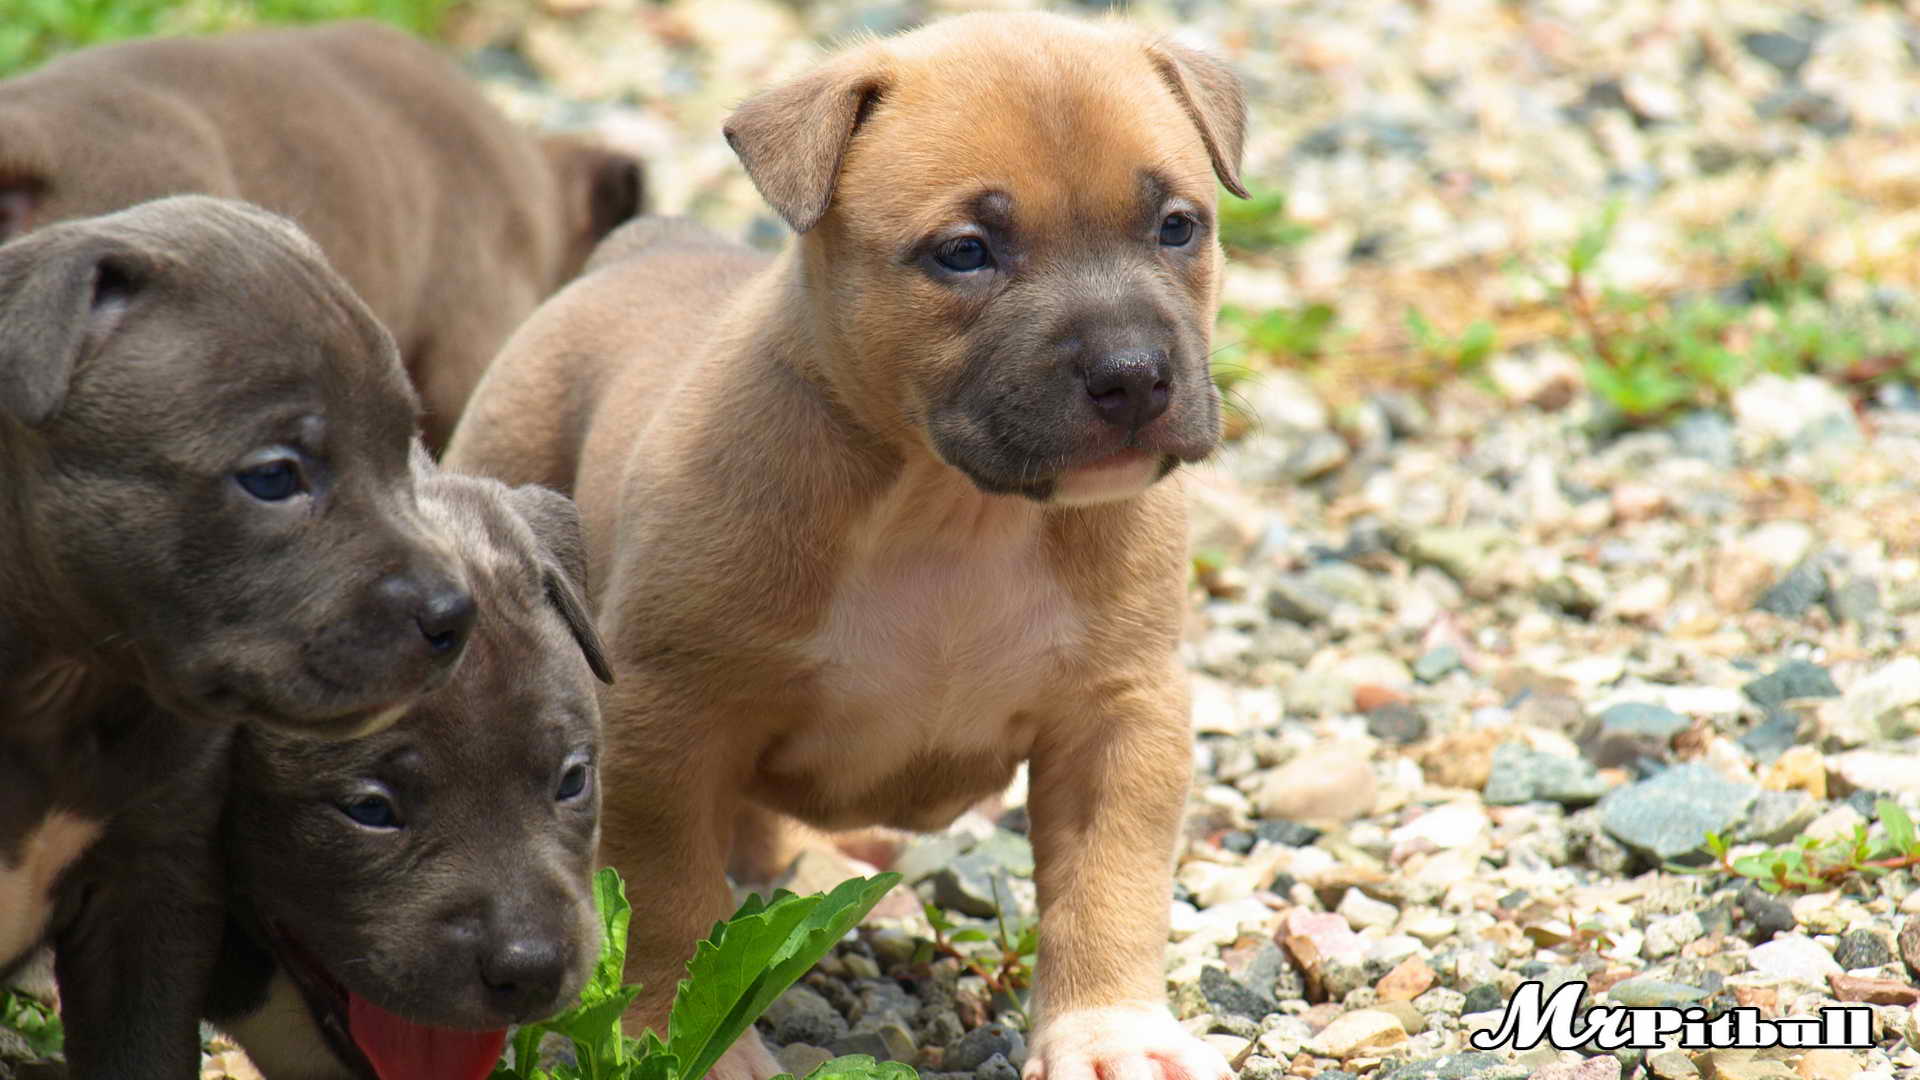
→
(0, 20, 644, 451)
(446, 13, 1246, 1080)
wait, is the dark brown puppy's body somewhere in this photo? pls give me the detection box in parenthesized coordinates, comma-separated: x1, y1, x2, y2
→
(0, 195, 473, 1077)
(448, 13, 1247, 1080)
(0, 21, 643, 449)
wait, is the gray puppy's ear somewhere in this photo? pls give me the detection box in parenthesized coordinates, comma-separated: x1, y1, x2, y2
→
(0, 229, 143, 426)
(722, 50, 890, 233)
(504, 483, 615, 685)
(1145, 38, 1250, 199)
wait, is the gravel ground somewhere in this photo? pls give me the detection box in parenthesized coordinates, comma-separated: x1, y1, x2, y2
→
(437, 0, 1920, 1078)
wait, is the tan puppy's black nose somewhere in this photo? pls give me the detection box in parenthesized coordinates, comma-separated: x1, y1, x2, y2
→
(479, 937, 568, 1019)
(1086, 349, 1171, 430)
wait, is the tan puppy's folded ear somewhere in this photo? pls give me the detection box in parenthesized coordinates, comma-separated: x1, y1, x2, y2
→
(1145, 38, 1250, 199)
(0, 228, 143, 426)
(504, 482, 616, 685)
(723, 51, 890, 233)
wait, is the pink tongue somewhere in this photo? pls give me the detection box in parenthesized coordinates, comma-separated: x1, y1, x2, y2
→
(347, 992, 507, 1080)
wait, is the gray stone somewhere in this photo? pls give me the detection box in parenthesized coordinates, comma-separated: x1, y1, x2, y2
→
(1741, 29, 1812, 76)
(1595, 702, 1690, 739)
(1735, 789, 1818, 845)
(969, 829, 1035, 878)
(1267, 575, 1339, 624)
(761, 984, 850, 1046)
(1366, 703, 1428, 745)
(1834, 929, 1893, 970)
(946, 1023, 1027, 1072)
(828, 1032, 895, 1061)
(1254, 820, 1322, 847)
(1599, 763, 1760, 861)
(1742, 659, 1840, 708)
(927, 854, 1014, 917)
(777, 1044, 835, 1076)
(1736, 712, 1801, 764)
(1755, 562, 1828, 618)
(1284, 431, 1350, 481)
(1413, 646, 1462, 683)
(1828, 577, 1882, 624)
(1200, 965, 1277, 1020)
(1484, 742, 1608, 807)
(1303, 561, 1380, 608)
(974, 1053, 1020, 1080)
(1670, 410, 1737, 467)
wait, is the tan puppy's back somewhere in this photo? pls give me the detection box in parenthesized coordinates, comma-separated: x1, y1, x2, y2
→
(446, 216, 768, 505)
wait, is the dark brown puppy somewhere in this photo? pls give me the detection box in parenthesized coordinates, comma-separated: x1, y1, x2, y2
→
(0, 20, 645, 450)
(1, 195, 474, 1074)
(446, 12, 1246, 1080)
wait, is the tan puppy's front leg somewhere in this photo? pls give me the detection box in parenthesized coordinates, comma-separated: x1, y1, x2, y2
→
(598, 684, 783, 1080)
(1024, 670, 1230, 1080)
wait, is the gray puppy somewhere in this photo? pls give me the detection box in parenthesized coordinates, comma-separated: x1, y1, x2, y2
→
(1, 195, 474, 1074)
(202, 468, 612, 1080)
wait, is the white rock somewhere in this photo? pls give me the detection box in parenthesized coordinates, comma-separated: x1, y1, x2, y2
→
(1389, 803, 1490, 851)
(1830, 751, 1920, 799)
(1748, 934, 1843, 984)
(1733, 374, 1861, 451)
(1643, 912, 1705, 959)
(1338, 888, 1400, 932)
(1743, 520, 1818, 570)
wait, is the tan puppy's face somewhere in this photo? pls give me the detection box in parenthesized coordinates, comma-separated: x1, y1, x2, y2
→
(726, 13, 1248, 506)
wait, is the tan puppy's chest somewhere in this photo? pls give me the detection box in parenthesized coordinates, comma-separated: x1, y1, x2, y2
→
(748, 490, 1080, 831)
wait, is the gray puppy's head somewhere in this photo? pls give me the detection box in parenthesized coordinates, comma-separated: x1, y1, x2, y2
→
(221, 470, 612, 1078)
(0, 195, 474, 736)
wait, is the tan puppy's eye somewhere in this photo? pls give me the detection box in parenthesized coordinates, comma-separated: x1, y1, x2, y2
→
(1159, 213, 1196, 247)
(934, 236, 993, 273)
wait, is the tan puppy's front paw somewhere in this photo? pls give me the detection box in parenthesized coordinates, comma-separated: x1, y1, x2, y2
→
(708, 1029, 785, 1080)
(1025, 1004, 1233, 1080)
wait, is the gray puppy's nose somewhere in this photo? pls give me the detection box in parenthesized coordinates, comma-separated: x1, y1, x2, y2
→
(479, 936, 569, 1019)
(372, 573, 475, 663)
(1085, 348, 1171, 430)
(416, 585, 476, 659)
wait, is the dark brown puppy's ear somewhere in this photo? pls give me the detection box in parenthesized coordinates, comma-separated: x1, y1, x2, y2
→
(504, 483, 614, 685)
(1145, 38, 1250, 199)
(0, 228, 142, 426)
(543, 136, 647, 246)
(723, 51, 889, 233)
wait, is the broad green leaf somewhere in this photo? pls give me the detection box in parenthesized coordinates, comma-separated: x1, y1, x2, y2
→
(950, 928, 991, 943)
(802, 1055, 920, 1080)
(667, 873, 901, 1080)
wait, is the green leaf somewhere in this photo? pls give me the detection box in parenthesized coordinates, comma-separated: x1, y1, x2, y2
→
(1881, 800, 1917, 855)
(801, 1055, 920, 1080)
(666, 874, 901, 1080)
(1, 991, 63, 1059)
(949, 928, 992, 943)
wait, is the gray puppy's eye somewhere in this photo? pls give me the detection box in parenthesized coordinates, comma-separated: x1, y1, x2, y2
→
(341, 792, 400, 829)
(236, 459, 305, 501)
(556, 762, 591, 802)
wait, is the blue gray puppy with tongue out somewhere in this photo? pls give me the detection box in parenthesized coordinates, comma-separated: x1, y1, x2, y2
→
(190, 467, 610, 1080)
